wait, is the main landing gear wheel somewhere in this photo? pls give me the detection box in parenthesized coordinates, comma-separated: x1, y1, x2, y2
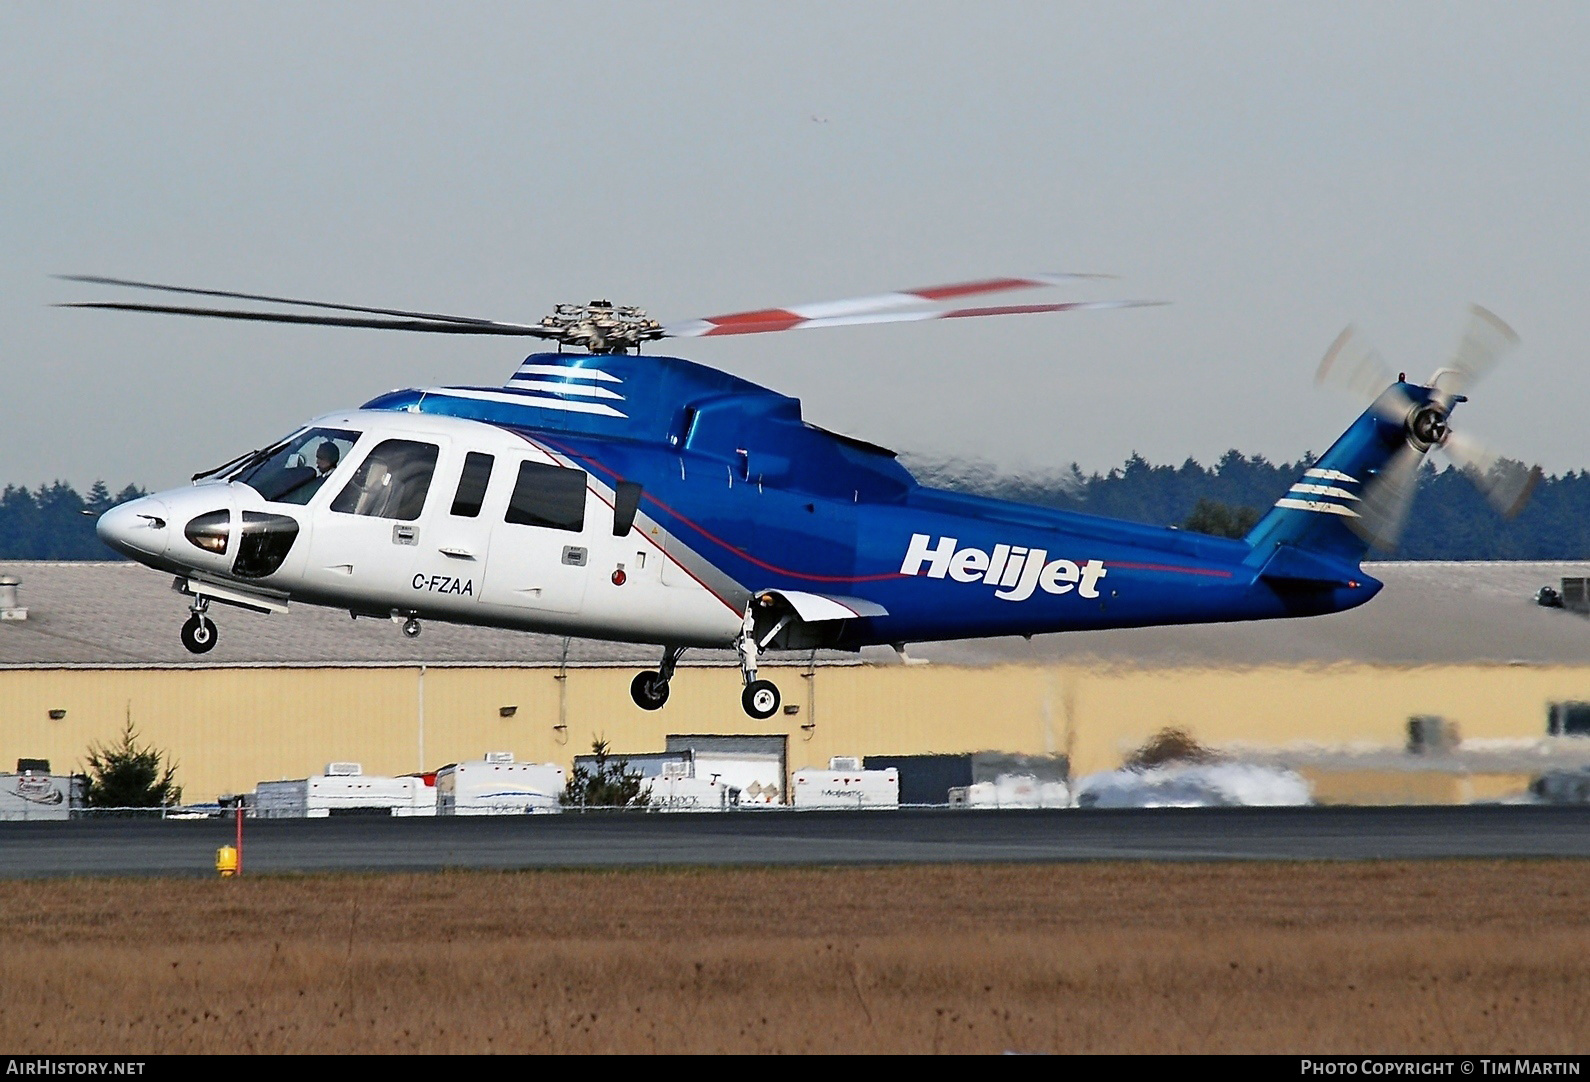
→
(741, 679, 780, 720)
(630, 671, 670, 711)
(181, 614, 218, 654)
(402, 617, 422, 639)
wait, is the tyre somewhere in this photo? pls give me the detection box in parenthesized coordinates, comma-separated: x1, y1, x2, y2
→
(630, 670, 670, 710)
(741, 679, 780, 719)
(402, 618, 422, 639)
(181, 614, 218, 654)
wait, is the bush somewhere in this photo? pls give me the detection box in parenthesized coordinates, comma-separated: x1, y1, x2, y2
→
(562, 739, 650, 809)
(1125, 727, 1217, 770)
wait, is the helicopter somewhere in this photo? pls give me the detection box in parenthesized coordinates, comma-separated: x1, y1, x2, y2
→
(71, 273, 1535, 719)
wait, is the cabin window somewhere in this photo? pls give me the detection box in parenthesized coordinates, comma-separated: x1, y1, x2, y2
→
(450, 452, 495, 518)
(232, 427, 361, 506)
(505, 461, 587, 532)
(612, 480, 643, 536)
(330, 439, 439, 521)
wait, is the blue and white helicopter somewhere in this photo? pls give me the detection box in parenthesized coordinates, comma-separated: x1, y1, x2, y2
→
(73, 274, 1533, 718)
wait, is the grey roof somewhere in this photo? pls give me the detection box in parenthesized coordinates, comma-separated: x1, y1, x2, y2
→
(1, 560, 1588, 669)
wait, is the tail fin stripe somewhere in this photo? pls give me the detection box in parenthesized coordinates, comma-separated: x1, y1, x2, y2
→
(1288, 483, 1360, 501)
(1304, 468, 1359, 483)
(1273, 498, 1360, 518)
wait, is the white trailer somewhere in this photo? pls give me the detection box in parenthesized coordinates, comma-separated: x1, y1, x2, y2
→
(792, 758, 900, 809)
(435, 752, 564, 815)
(951, 773, 1071, 809)
(253, 764, 437, 818)
(646, 773, 739, 812)
(0, 769, 81, 821)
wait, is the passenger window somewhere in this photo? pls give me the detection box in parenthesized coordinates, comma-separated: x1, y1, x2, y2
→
(505, 461, 587, 532)
(329, 439, 439, 521)
(450, 452, 494, 518)
(613, 480, 642, 536)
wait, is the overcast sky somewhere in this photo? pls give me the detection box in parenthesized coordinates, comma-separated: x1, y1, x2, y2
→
(2, 2, 1586, 491)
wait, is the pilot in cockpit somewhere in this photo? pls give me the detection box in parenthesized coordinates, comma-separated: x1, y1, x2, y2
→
(315, 441, 340, 478)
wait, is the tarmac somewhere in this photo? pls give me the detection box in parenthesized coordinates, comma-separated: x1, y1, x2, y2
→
(3, 804, 1588, 878)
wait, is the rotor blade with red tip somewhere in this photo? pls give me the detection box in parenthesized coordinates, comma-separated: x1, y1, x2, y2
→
(1351, 442, 1426, 552)
(665, 298, 1165, 338)
(661, 273, 1135, 337)
(1442, 430, 1541, 518)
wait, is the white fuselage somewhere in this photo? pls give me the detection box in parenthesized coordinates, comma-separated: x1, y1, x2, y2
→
(96, 410, 744, 648)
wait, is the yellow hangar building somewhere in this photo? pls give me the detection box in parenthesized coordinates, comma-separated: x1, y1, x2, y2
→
(4, 559, 1590, 804)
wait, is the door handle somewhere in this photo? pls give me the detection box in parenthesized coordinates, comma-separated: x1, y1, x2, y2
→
(438, 546, 475, 560)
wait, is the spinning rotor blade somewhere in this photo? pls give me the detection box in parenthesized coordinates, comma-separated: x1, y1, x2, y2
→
(1432, 304, 1519, 402)
(59, 302, 558, 337)
(1352, 442, 1426, 552)
(1317, 325, 1399, 403)
(56, 274, 513, 327)
(665, 297, 1164, 338)
(1442, 429, 1541, 518)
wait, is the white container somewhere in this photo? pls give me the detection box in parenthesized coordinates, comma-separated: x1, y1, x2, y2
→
(689, 752, 783, 805)
(435, 757, 564, 815)
(254, 773, 437, 818)
(954, 773, 1071, 809)
(791, 765, 899, 809)
(647, 774, 737, 812)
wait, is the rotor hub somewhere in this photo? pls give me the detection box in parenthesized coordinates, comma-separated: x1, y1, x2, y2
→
(1407, 402, 1450, 450)
(538, 301, 664, 354)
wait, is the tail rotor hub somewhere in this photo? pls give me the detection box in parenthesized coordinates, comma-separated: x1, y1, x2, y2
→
(1407, 403, 1449, 450)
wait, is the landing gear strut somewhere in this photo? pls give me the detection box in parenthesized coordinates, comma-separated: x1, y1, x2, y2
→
(180, 597, 217, 654)
(630, 646, 683, 711)
(738, 601, 783, 720)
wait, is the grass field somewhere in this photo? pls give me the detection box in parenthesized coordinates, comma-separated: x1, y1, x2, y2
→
(2, 861, 1587, 1054)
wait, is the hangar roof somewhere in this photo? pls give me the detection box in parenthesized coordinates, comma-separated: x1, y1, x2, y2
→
(1, 560, 1587, 669)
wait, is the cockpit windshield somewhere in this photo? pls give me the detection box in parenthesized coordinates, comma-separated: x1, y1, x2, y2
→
(230, 427, 362, 505)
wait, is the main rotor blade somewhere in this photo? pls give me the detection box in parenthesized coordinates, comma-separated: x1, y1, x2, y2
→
(662, 272, 1124, 336)
(1431, 303, 1519, 402)
(58, 274, 511, 327)
(1351, 442, 1425, 552)
(1442, 429, 1541, 518)
(59, 301, 560, 337)
(665, 298, 1165, 338)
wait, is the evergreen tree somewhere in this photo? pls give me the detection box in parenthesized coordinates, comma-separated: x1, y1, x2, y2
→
(562, 739, 650, 809)
(83, 721, 183, 809)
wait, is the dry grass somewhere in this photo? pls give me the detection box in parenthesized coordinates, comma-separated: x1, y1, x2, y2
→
(2, 861, 1588, 1053)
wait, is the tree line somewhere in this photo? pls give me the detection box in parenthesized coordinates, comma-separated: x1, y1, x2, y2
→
(4, 457, 1590, 561)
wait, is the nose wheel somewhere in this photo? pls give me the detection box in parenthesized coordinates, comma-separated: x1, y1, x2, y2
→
(181, 613, 218, 654)
(741, 680, 781, 719)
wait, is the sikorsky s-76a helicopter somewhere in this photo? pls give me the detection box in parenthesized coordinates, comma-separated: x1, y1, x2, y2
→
(72, 273, 1534, 718)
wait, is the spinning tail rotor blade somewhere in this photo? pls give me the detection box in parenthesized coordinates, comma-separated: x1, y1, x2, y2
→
(1442, 429, 1541, 518)
(1434, 304, 1519, 401)
(1317, 325, 1399, 404)
(1352, 442, 1426, 551)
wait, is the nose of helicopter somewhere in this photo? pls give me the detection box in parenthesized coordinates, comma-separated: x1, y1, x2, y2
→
(96, 497, 172, 562)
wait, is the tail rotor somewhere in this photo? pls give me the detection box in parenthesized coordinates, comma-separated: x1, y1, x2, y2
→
(1315, 305, 1539, 552)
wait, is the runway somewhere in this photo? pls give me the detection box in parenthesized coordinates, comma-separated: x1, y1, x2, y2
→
(2, 804, 1588, 877)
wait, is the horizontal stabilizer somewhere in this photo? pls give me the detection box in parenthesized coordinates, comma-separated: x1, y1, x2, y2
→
(1254, 545, 1362, 587)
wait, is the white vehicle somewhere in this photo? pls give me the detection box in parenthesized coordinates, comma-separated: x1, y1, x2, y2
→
(791, 758, 900, 809)
(646, 773, 739, 812)
(951, 773, 1072, 809)
(254, 764, 436, 818)
(436, 753, 564, 815)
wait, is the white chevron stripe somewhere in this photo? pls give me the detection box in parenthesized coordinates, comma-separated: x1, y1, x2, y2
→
(1289, 482, 1360, 501)
(511, 364, 623, 383)
(1274, 497, 1360, 518)
(1304, 468, 1358, 483)
(506, 379, 624, 400)
(428, 387, 627, 418)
